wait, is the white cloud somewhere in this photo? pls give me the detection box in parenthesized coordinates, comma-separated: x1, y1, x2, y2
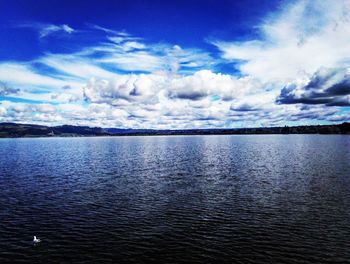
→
(18, 22, 74, 38)
(0, 105, 6, 116)
(83, 70, 257, 106)
(212, 0, 350, 83)
(277, 67, 350, 106)
(2, 8, 349, 129)
(91, 24, 129, 36)
(39, 24, 74, 38)
(81, 70, 288, 128)
(0, 63, 75, 87)
(168, 70, 259, 100)
(98, 51, 164, 72)
(39, 54, 118, 79)
(0, 81, 19, 96)
(230, 91, 278, 111)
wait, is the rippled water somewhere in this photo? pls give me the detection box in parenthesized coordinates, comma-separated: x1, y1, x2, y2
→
(0, 135, 350, 263)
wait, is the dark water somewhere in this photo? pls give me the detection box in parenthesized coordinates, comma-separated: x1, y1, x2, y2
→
(1, 135, 350, 263)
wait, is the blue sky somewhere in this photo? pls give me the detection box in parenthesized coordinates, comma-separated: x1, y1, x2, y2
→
(0, 0, 349, 128)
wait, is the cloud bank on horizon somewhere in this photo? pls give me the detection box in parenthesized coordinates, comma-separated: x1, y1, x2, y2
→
(0, 0, 349, 128)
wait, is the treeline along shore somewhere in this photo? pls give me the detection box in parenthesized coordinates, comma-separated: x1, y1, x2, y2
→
(0, 122, 349, 138)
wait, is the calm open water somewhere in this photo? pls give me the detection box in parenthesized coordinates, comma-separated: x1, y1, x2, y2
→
(0, 135, 350, 263)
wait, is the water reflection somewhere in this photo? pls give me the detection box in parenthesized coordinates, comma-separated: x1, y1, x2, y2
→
(0, 135, 349, 263)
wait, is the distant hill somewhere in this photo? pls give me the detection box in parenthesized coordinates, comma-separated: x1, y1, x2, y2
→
(0, 122, 349, 138)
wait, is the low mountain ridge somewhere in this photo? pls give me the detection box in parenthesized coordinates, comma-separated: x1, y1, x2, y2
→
(0, 122, 349, 138)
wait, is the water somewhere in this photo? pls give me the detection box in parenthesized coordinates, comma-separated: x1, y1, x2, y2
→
(0, 135, 350, 263)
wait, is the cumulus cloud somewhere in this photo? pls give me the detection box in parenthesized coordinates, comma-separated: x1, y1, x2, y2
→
(81, 70, 251, 128)
(168, 70, 250, 101)
(82, 69, 346, 128)
(83, 74, 163, 105)
(83, 70, 259, 106)
(2, 3, 350, 129)
(277, 67, 350, 106)
(230, 92, 277, 112)
(6, 102, 56, 114)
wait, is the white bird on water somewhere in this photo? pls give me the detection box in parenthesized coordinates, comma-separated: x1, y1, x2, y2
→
(33, 236, 41, 243)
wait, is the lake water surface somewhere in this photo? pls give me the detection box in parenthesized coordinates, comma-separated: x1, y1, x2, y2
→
(0, 135, 350, 263)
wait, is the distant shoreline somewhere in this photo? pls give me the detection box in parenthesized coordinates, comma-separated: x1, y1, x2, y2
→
(0, 122, 349, 138)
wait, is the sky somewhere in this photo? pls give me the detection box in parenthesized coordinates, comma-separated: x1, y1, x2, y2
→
(0, 0, 349, 129)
